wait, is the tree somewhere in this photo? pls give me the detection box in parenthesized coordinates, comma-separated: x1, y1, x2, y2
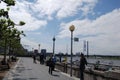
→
(0, 0, 25, 64)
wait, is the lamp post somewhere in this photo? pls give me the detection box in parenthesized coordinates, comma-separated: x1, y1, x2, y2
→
(69, 25, 75, 77)
(53, 37, 56, 55)
(38, 44, 40, 53)
(32, 48, 34, 53)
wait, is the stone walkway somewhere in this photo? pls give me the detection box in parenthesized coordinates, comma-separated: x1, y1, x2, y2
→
(3, 57, 79, 80)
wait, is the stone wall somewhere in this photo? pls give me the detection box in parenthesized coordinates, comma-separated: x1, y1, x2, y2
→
(55, 62, 120, 80)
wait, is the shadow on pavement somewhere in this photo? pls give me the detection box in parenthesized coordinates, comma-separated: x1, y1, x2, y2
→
(29, 77, 38, 80)
(53, 70, 60, 72)
(13, 78, 26, 80)
(12, 77, 38, 80)
(52, 74, 60, 77)
(26, 69, 32, 70)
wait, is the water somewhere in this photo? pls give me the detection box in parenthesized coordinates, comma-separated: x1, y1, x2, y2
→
(57, 56, 120, 66)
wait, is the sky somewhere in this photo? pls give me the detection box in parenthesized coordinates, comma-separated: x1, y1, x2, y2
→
(0, 0, 120, 55)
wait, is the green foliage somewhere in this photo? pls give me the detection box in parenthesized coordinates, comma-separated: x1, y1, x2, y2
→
(0, 0, 26, 57)
(19, 21, 25, 26)
(1, 0, 15, 6)
(0, 9, 9, 18)
(7, 19, 15, 27)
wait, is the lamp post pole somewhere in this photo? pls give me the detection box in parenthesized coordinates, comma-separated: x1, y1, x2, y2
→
(53, 37, 56, 55)
(32, 48, 34, 53)
(38, 44, 40, 53)
(69, 25, 75, 77)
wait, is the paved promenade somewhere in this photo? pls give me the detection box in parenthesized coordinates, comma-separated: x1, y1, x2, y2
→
(3, 57, 79, 80)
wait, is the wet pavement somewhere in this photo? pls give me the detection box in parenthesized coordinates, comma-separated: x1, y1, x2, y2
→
(3, 57, 79, 80)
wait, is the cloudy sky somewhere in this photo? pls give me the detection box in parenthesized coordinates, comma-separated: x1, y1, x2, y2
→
(1, 0, 120, 55)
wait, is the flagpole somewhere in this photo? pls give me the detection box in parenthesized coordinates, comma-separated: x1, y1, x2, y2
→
(87, 41, 89, 58)
(83, 40, 86, 54)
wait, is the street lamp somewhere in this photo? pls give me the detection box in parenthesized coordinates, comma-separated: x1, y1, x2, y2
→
(53, 37, 56, 55)
(69, 25, 75, 77)
(32, 48, 34, 53)
(38, 44, 40, 53)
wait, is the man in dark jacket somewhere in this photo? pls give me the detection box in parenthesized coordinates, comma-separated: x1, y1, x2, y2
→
(79, 53, 87, 80)
(48, 57, 54, 75)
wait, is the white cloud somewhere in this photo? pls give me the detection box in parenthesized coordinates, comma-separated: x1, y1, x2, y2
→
(56, 0, 82, 19)
(0, 1, 6, 9)
(21, 37, 53, 52)
(31, 0, 62, 20)
(58, 8, 120, 55)
(81, 0, 98, 16)
(57, 0, 98, 18)
(1, 0, 98, 29)
(25, 32, 41, 36)
(30, 0, 98, 19)
(58, 8, 120, 38)
(21, 37, 38, 50)
(8, 0, 47, 31)
(0, 0, 99, 31)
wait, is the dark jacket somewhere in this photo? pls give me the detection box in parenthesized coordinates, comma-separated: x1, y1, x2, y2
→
(48, 58, 54, 67)
(80, 57, 87, 70)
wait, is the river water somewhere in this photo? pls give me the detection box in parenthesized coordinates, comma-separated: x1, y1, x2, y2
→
(57, 56, 120, 66)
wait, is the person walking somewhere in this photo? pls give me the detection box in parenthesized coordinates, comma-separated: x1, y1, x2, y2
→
(39, 54, 44, 64)
(33, 54, 37, 63)
(79, 53, 87, 80)
(48, 57, 54, 75)
(52, 56, 56, 71)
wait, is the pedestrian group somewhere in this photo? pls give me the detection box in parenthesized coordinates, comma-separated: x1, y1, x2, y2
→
(32, 52, 87, 80)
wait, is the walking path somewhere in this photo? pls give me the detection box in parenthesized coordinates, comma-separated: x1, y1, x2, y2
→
(3, 57, 79, 80)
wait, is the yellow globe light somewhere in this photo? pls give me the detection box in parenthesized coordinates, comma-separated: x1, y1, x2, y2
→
(69, 25, 75, 32)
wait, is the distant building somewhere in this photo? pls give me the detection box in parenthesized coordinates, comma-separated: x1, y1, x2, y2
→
(46, 52, 53, 57)
(41, 49, 46, 59)
(76, 52, 81, 56)
(34, 49, 38, 55)
(41, 49, 46, 54)
(40, 49, 52, 57)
